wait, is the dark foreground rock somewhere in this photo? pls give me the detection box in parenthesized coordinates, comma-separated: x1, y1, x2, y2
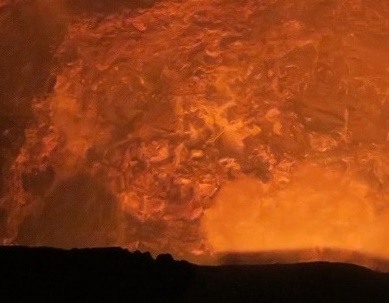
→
(0, 246, 389, 302)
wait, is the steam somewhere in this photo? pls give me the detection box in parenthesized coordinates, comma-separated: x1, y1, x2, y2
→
(202, 161, 389, 258)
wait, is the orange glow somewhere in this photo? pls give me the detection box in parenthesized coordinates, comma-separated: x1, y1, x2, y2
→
(202, 161, 389, 258)
(1, 0, 389, 269)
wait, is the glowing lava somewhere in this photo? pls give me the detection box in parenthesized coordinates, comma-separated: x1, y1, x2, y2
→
(202, 161, 389, 258)
(0, 0, 388, 268)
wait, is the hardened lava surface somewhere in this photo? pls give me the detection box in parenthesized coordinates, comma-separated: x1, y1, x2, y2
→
(1, 0, 389, 265)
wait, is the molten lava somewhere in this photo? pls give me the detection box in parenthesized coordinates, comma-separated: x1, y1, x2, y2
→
(0, 0, 388, 268)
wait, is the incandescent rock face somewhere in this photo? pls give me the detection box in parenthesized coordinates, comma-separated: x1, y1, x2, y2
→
(0, 1, 68, 243)
(0, 0, 389, 267)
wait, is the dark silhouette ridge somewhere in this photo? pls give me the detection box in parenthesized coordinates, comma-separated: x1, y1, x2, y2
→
(220, 249, 389, 273)
(0, 246, 389, 302)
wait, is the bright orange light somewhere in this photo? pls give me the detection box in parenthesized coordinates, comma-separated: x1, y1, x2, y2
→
(202, 161, 389, 259)
(1, 0, 389, 270)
